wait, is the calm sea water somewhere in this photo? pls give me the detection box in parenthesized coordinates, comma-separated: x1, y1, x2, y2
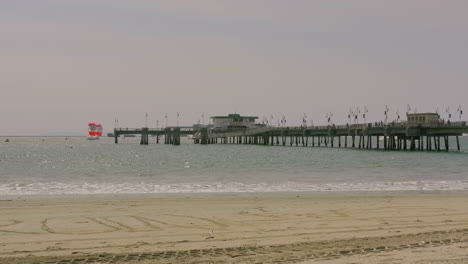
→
(1, 136, 468, 196)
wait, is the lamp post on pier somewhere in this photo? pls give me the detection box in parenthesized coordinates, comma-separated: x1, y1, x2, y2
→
(384, 105, 390, 125)
(326, 112, 333, 126)
(363, 106, 368, 124)
(348, 109, 352, 125)
(177, 112, 180, 127)
(458, 105, 463, 121)
(446, 106, 452, 122)
(302, 113, 307, 128)
(280, 115, 286, 128)
(145, 113, 148, 128)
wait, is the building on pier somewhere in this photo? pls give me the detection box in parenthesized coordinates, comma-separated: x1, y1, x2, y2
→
(211, 114, 258, 130)
(193, 123, 211, 130)
(407, 113, 440, 125)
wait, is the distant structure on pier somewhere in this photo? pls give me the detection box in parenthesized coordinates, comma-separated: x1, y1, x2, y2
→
(211, 114, 260, 131)
(406, 113, 440, 125)
(192, 123, 210, 130)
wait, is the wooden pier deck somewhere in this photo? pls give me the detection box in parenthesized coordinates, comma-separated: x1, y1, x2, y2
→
(114, 127, 194, 145)
(114, 122, 468, 151)
(194, 122, 468, 151)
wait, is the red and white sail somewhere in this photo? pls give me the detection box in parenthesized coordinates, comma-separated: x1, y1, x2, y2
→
(95, 123, 103, 137)
(88, 122, 97, 136)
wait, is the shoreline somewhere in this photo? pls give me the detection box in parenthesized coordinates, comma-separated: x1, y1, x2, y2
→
(2, 193, 468, 263)
(2, 189, 468, 200)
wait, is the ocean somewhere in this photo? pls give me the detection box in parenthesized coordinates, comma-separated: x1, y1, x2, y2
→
(1, 136, 468, 197)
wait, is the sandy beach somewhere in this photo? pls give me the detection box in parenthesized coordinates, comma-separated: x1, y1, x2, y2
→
(1, 194, 468, 264)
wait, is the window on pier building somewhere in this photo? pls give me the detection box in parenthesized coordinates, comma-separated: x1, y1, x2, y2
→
(407, 113, 440, 124)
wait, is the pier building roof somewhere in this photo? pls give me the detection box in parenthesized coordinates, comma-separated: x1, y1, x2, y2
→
(210, 114, 258, 119)
(407, 112, 440, 124)
(407, 113, 440, 117)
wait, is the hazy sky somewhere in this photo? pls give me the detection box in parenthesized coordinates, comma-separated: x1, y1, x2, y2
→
(1, 0, 467, 135)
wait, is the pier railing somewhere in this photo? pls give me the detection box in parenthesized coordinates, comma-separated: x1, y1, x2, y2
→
(254, 121, 467, 131)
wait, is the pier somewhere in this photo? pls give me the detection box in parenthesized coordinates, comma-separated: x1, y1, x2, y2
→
(193, 122, 468, 151)
(114, 122, 467, 151)
(113, 127, 194, 145)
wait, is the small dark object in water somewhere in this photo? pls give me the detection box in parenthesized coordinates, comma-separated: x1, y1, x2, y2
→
(4, 139, 9, 143)
(42, 139, 45, 141)
(65, 138, 68, 140)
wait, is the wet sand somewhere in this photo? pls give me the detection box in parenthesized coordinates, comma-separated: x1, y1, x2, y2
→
(1, 194, 468, 263)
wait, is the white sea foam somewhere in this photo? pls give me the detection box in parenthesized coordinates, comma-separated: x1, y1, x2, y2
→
(1, 180, 468, 196)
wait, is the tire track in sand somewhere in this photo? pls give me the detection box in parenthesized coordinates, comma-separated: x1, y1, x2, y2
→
(5, 228, 468, 264)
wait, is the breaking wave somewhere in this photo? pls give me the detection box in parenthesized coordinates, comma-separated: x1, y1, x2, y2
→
(2, 180, 468, 196)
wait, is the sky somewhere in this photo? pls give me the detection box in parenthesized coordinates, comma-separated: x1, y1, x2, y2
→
(1, 0, 467, 135)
